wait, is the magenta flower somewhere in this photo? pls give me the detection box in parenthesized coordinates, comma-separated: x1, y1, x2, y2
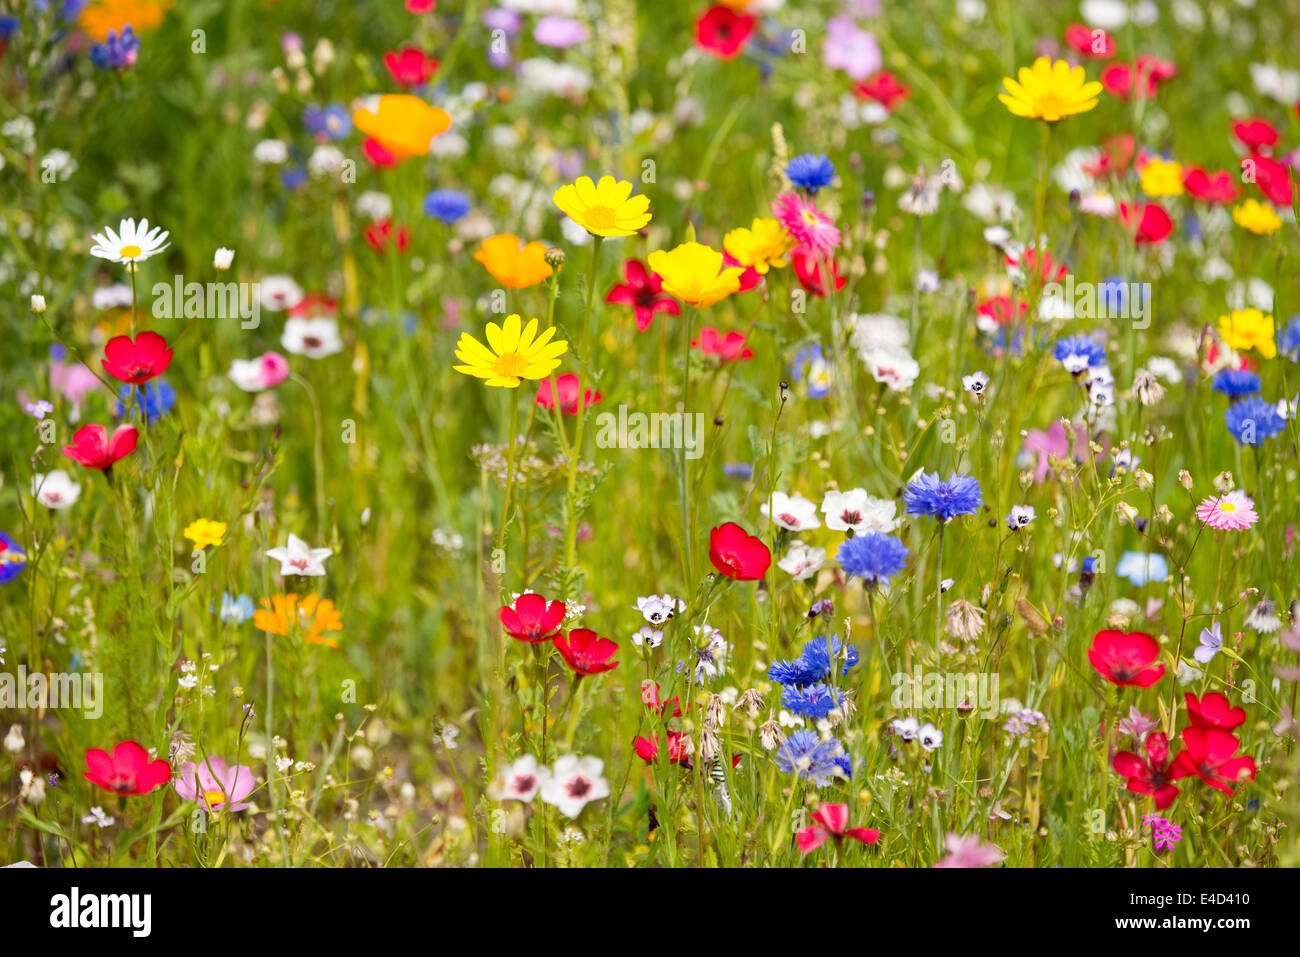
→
(174, 756, 257, 814)
(772, 192, 841, 257)
(1195, 491, 1258, 531)
(1023, 419, 1107, 483)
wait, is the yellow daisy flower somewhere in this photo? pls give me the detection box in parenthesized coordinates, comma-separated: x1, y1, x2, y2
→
(646, 242, 744, 309)
(453, 314, 568, 388)
(1232, 199, 1282, 236)
(553, 175, 652, 238)
(184, 518, 227, 550)
(1139, 158, 1184, 198)
(1218, 309, 1277, 359)
(998, 57, 1103, 123)
(723, 218, 790, 274)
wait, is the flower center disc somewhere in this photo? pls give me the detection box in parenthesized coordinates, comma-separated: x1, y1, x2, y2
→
(584, 205, 617, 230)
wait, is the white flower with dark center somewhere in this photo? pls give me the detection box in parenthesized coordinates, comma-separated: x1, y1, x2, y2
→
(633, 594, 684, 625)
(492, 755, 548, 803)
(265, 534, 334, 577)
(891, 716, 920, 741)
(778, 540, 825, 580)
(631, 625, 663, 649)
(281, 317, 343, 359)
(962, 371, 989, 396)
(89, 218, 170, 267)
(1006, 505, 1036, 530)
(540, 755, 608, 818)
(820, 488, 898, 534)
(32, 470, 81, 510)
(760, 491, 821, 531)
(918, 723, 944, 751)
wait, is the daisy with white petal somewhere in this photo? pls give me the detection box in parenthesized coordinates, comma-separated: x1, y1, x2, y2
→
(89, 218, 170, 269)
(31, 470, 81, 510)
(265, 534, 333, 577)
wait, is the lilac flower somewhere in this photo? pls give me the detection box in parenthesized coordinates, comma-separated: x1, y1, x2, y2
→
(1193, 622, 1222, 664)
(823, 16, 881, 81)
(533, 16, 587, 48)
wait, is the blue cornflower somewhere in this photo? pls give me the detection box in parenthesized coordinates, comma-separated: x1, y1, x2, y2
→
(1225, 396, 1286, 446)
(722, 462, 753, 481)
(768, 658, 811, 686)
(280, 165, 308, 191)
(1052, 333, 1107, 373)
(33, 0, 85, 19)
(0, 15, 22, 39)
(798, 634, 859, 681)
(787, 153, 835, 193)
(1280, 315, 1300, 361)
(836, 532, 909, 584)
(903, 471, 983, 522)
(1211, 368, 1261, 397)
(303, 103, 352, 141)
(116, 380, 176, 424)
(0, 532, 27, 584)
(423, 189, 473, 224)
(791, 343, 832, 399)
(774, 729, 847, 786)
(781, 683, 840, 719)
(89, 26, 139, 70)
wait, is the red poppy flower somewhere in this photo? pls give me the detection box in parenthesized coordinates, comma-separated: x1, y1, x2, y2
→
(290, 294, 338, 318)
(536, 373, 601, 415)
(85, 740, 172, 796)
(797, 803, 881, 853)
(606, 259, 680, 332)
(692, 326, 754, 362)
(708, 522, 771, 581)
(62, 423, 139, 471)
(1101, 55, 1175, 100)
(1081, 133, 1134, 178)
(790, 245, 846, 297)
(383, 47, 440, 87)
(1087, 629, 1166, 687)
(1118, 201, 1173, 244)
(1246, 153, 1293, 206)
(1112, 731, 1180, 810)
(101, 331, 173, 385)
(634, 731, 691, 765)
(1182, 166, 1239, 204)
(553, 628, 619, 675)
(1185, 692, 1247, 730)
(1232, 117, 1280, 151)
(721, 252, 763, 292)
(1064, 23, 1115, 59)
(976, 295, 1028, 328)
(499, 592, 567, 643)
(1168, 727, 1256, 796)
(854, 71, 910, 111)
(362, 137, 399, 168)
(363, 219, 410, 255)
(695, 5, 755, 60)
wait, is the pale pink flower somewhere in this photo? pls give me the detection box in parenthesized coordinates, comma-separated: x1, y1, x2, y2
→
(934, 832, 1005, 868)
(1196, 491, 1258, 531)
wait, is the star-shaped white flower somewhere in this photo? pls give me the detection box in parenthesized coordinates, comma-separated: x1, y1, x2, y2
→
(265, 534, 333, 577)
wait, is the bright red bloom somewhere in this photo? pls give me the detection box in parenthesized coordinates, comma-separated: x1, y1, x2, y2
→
(1087, 629, 1166, 687)
(1182, 166, 1239, 204)
(692, 326, 754, 362)
(363, 219, 410, 255)
(1112, 731, 1180, 810)
(1185, 692, 1247, 730)
(406, 0, 436, 12)
(553, 627, 619, 675)
(854, 71, 910, 111)
(708, 522, 771, 581)
(290, 293, 338, 318)
(694, 5, 755, 60)
(1082, 134, 1135, 178)
(634, 731, 691, 765)
(797, 803, 881, 853)
(1006, 246, 1068, 284)
(1101, 55, 1175, 100)
(62, 423, 139, 471)
(101, 331, 173, 385)
(1064, 23, 1115, 59)
(641, 680, 684, 718)
(606, 259, 680, 332)
(721, 252, 763, 292)
(499, 593, 567, 643)
(1118, 201, 1174, 244)
(1232, 117, 1280, 151)
(1246, 153, 1294, 206)
(383, 47, 439, 87)
(1169, 727, 1256, 796)
(85, 740, 172, 796)
(976, 295, 1028, 328)
(790, 245, 846, 297)
(362, 137, 399, 168)
(536, 373, 601, 415)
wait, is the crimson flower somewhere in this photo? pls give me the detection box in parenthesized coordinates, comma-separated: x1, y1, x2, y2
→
(708, 522, 771, 580)
(499, 593, 567, 643)
(62, 423, 139, 471)
(797, 803, 881, 853)
(383, 47, 439, 87)
(362, 138, 399, 168)
(1100, 56, 1175, 100)
(634, 731, 691, 765)
(1112, 731, 1180, 810)
(1064, 23, 1115, 59)
(692, 326, 754, 363)
(363, 219, 410, 255)
(1247, 153, 1293, 206)
(1185, 692, 1247, 730)
(290, 293, 338, 318)
(1168, 727, 1256, 796)
(695, 5, 756, 60)
(790, 245, 846, 297)
(102, 331, 173, 384)
(536, 373, 601, 415)
(854, 71, 910, 111)
(1007, 246, 1067, 284)
(605, 259, 680, 332)
(976, 295, 1028, 328)
(1182, 167, 1239, 204)
(721, 252, 763, 292)
(1232, 117, 1280, 151)
(1118, 201, 1173, 244)
(85, 740, 172, 796)
(1088, 629, 1166, 687)
(554, 628, 619, 675)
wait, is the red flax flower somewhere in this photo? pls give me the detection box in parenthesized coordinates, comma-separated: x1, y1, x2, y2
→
(695, 5, 755, 60)
(383, 47, 439, 87)
(62, 423, 139, 471)
(854, 71, 911, 111)
(797, 803, 881, 853)
(1183, 167, 1239, 204)
(1064, 23, 1115, 59)
(1112, 731, 1179, 810)
(692, 326, 754, 362)
(634, 731, 691, 765)
(708, 522, 771, 580)
(1247, 153, 1293, 206)
(1232, 117, 1280, 151)
(554, 628, 619, 675)
(721, 252, 763, 292)
(1088, 629, 1165, 687)
(1169, 727, 1256, 796)
(1118, 201, 1173, 244)
(363, 219, 410, 255)
(499, 593, 566, 643)
(606, 259, 680, 332)
(85, 740, 172, 796)
(1185, 692, 1247, 730)
(790, 245, 846, 297)
(102, 331, 173, 384)
(1101, 55, 1175, 100)
(536, 373, 601, 415)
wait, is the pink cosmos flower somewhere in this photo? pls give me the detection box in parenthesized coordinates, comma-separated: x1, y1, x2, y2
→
(772, 192, 841, 257)
(822, 16, 881, 82)
(174, 756, 257, 814)
(934, 832, 1005, 868)
(1195, 491, 1258, 531)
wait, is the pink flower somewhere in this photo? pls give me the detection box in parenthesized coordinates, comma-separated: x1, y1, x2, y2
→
(174, 756, 257, 814)
(50, 357, 102, 405)
(934, 832, 1005, 868)
(1195, 491, 1258, 531)
(823, 15, 881, 82)
(772, 192, 841, 257)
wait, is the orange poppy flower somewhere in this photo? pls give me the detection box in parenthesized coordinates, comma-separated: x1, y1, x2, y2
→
(254, 594, 343, 647)
(79, 0, 174, 41)
(351, 94, 452, 161)
(473, 234, 554, 289)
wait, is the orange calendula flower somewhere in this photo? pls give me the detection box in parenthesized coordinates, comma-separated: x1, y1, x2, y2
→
(473, 234, 554, 288)
(80, 0, 174, 40)
(254, 594, 343, 647)
(998, 57, 1103, 123)
(352, 94, 452, 161)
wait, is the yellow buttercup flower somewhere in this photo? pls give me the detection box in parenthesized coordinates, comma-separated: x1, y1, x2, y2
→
(1218, 309, 1277, 359)
(647, 242, 744, 309)
(553, 175, 652, 238)
(352, 94, 452, 160)
(453, 314, 568, 388)
(998, 57, 1103, 123)
(723, 218, 790, 274)
(473, 234, 554, 288)
(1139, 158, 1184, 198)
(184, 519, 227, 550)
(1232, 199, 1282, 236)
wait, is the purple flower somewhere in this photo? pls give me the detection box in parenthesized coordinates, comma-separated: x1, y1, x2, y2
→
(823, 16, 880, 81)
(89, 26, 139, 70)
(533, 16, 588, 48)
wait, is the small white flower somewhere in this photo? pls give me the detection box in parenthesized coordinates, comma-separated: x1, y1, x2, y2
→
(89, 217, 170, 267)
(1006, 505, 1036, 530)
(214, 247, 235, 270)
(891, 716, 920, 741)
(260, 274, 304, 311)
(760, 491, 821, 532)
(31, 470, 81, 510)
(253, 139, 290, 164)
(265, 533, 333, 577)
(81, 806, 116, 828)
(962, 371, 989, 396)
(820, 488, 898, 534)
(540, 755, 609, 819)
(492, 755, 549, 802)
(30, 294, 46, 314)
(281, 317, 343, 359)
(918, 723, 944, 751)
(633, 594, 684, 625)
(631, 625, 663, 648)
(777, 540, 825, 580)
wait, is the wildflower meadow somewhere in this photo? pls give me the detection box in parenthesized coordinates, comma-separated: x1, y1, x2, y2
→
(2, 0, 1300, 895)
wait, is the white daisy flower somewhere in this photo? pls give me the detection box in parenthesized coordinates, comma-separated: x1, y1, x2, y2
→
(89, 217, 170, 268)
